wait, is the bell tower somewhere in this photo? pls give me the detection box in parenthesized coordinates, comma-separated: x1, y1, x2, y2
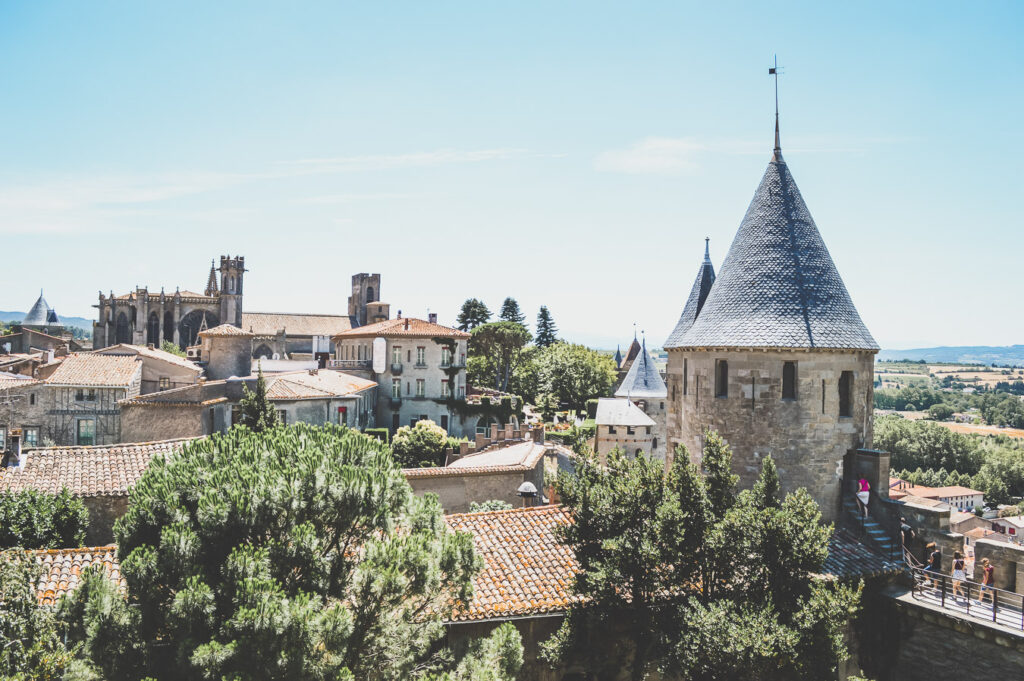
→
(218, 255, 246, 328)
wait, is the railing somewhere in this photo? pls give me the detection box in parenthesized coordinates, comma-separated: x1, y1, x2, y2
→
(909, 565, 1024, 631)
(390, 362, 403, 375)
(327, 359, 372, 370)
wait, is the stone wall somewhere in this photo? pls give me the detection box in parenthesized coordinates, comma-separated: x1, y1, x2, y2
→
(406, 463, 544, 513)
(83, 496, 129, 545)
(666, 348, 875, 522)
(974, 538, 1024, 593)
(203, 335, 252, 381)
(120, 403, 211, 442)
(594, 424, 654, 462)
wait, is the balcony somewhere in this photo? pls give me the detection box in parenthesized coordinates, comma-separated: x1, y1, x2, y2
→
(440, 360, 466, 369)
(327, 359, 372, 370)
(389, 397, 402, 408)
(414, 362, 428, 369)
(390, 362, 403, 375)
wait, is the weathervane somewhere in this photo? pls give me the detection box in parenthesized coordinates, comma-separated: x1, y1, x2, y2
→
(769, 55, 783, 161)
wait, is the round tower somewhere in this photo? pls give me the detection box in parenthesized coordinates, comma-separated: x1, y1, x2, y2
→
(199, 324, 254, 381)
(665, 137, 877, 522)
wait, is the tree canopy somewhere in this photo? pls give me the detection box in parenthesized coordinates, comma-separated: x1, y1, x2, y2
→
(534, 306, 558, 348)
(0, 489, 88, 550)
(543, 432, 858, 680)
(62, 424, 521, 681)
(456, 299, 492, 332)
(468, 321, 532, 392)
(535, 343, 617, 411)
(1, 551, 76, 679)
(497, 297, 526, 327)
(238, 364, 278, 433)
(391, 419, 461, 468)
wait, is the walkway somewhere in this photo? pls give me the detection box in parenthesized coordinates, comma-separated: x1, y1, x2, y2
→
(910, 566, 1024, 631)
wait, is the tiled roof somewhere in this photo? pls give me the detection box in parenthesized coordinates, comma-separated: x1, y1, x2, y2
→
(0, 373, 38, 391)
(243, 312, 354, 337)
(405, 441, 546, 478)
(445, 506, 578, 622)
(333, 317, 469, 340)
(614, 337, 666, 399)
(198, 324, 253, 338)
(665, 239, 716, 347)
(671, 158, 878, 351)
(263, 370, 376, 401)
(0, 439, 191, 497)
(595, 397, 655, 427)
(96, 344, 202, 372)
(822, 531, 904, 580)
(44, 353, 141, 387)
(26, 546, 125, 606)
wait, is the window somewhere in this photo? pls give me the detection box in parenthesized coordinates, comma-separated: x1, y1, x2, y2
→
(416, 347, 426, 366)
(392, 413, 400, 431)
(159, 377, 170, 390)
(392, 346, 401, 364)
(839, 371, 853, 417)
(416, 379, 425, 397)
(782, 362, 797, 400)
(715, 360, 728, 398)
(440, 415, 448, 431)
(29, 393, 35, 406)
(76, 420, 95, 446)
(24, 428, 39, 447)
(608, 426, 616, 435)
(0, 427, 6, 450)
(392, 379, 402, 398)
(683, 358, 688, 396)
(277, 410, 288, 425)
(337, 407, 347, 426)
(652, 437, 658, 449)
(410, 418, 419, 427)
(627, 426, 635, 435)
(821, 379, 826, 413)
(441, 379, 450, 398)
(441, 347, 453, 367)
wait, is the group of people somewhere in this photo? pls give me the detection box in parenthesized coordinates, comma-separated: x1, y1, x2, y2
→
(921, 542, 996, 606)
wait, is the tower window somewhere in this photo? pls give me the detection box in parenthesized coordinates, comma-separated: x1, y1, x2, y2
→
(683, 358, 688, 396)
(782, 362, 797, 400)
(715, 360, 728, 398)
(839, 371, 854, 417)
(822, 379, 826, 413)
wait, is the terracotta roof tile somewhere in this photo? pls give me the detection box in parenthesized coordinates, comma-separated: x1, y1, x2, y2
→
(96, 344, 202, 373)
(243, 312, 354, 337)
(333, 317, 469, 340)
(0, 439, 192, 497)
(263, 370, 376, 401)
(44, 353, 141, 387)
(198, 324, 253, 338)
(21, 546, 125, 606)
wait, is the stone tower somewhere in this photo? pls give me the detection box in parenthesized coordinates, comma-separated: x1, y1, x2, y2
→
(218, 255, 245, 328)
(199, 324, 254, 380)
(664, 130, 878, 522)
(348, 273, 382, 327)
(615, 335, 668, 461)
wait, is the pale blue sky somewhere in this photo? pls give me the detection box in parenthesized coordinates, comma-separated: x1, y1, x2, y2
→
(1, 1, 1021, 349)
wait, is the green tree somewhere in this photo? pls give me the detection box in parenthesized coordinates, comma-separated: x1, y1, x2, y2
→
(160, 340, 187, 358)
(455, 298, 492, 332)
(534, 306, 558, 347)
(535, 342, 617, 412)
(64, 424, 521, 680)
(543, 439, 858, 680)
(468, 321, 532, 392)
(391, 419, 460, 468)
(469, 500, 513, 512)
(0, 489, 89, 549)
(0, 551, 76, 679)
(874, 415, 983, 474)
(498, 297, 526, 326)
(238, 363, 278, 433)
(928, 403, 955, 421)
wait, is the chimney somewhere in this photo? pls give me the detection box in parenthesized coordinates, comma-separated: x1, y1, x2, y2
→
(404, 318, 410, 330)
(428, 313, 437, 324)
(397, 310, 402, 319)
(46, 349, 54, 364)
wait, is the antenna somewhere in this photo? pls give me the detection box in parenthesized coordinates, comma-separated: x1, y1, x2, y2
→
(769, 55, 784, 161)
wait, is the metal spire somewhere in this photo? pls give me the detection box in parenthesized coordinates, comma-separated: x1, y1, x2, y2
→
(770, 55, 783, 162)
(704, 236, 711, 262)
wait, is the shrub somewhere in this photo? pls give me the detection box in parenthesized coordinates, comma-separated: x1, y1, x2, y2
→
(586, 398, 599, 419)
(0, 489, 88, 549)
(392, 419, 450, 468)
(469, 500, 513, 512)
(363, 427, 390, 444)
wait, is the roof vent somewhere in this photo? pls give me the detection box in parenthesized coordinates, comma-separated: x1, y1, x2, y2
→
(517, 481, 537, 497)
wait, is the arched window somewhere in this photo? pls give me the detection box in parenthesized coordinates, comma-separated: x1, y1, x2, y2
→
(146, 312, 160, 347)
(163, 311, 174, 343)
(115, 312, 131, 344)
(366, 286, 375, 302)
(782, 361, 797, 400)
(715, 359, 728, 398)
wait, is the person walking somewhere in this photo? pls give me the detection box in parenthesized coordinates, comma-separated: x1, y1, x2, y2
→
(856, 478, 870, 518)
(976, 558, 995, 606)
(922, 542, 941, 593)
(951, 551, 967, 600)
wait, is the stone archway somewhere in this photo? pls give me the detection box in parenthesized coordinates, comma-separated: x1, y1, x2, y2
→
(146, 312, 160, 347)
(115, 312, 131, 344)
(253, 344, 273, 360)
(178, 309, 219, 349)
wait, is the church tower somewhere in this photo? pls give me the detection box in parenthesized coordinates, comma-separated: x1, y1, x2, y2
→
(218, 255, 245, 328)
(664, 116, 877, 522)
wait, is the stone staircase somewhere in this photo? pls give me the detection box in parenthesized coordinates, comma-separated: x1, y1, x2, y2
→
(842, 497, 902, 561)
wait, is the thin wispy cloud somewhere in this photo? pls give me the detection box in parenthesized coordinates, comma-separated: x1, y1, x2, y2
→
(594, 137, 705, 175)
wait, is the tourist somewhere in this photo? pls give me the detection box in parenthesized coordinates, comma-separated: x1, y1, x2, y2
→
(900, 516, 915, 551)
(922, 542, 941, 592)
(951, 551, 967, 600)
(976, 558, 995, 606)
(856, 478, 870, 518)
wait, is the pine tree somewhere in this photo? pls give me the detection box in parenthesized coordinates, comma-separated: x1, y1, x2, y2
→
(535, 306, 558, 347)
(238, 363, 277, 432)
(63, 424, 522, 680)
(498, 297, 526, 326)
(455, 298, 491, 332)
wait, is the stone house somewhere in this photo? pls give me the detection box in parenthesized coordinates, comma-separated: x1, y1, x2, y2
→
(888, 479, 985, 512)
(93, 343, 203, 394)
(663, 139, 878, 523)
(613, 336, 667, 460)
(0, 438, 191, 543)
(331, 315, 473, 436)
(594, 397, 656, 462)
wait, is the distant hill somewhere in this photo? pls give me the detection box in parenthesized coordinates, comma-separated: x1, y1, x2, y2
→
(0, 310, 94, 333)
(878, 345, 1024, 366)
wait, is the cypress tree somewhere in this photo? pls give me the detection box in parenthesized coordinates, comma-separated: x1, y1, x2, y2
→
(238, 362, 277, 432)
(535, 306, 558, 347)
(498, 297, 526, 326)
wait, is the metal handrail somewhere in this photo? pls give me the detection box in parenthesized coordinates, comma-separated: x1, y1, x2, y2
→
(909, 565, 1024, 631)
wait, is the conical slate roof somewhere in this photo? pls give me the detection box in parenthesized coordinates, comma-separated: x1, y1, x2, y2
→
(674, 158, 877, 351)
(664, 239, 716, 348)
(22, 292, 52, 326)
(46, 309, 61, 325)
(615, 337, 667, 399)
(613, 345, 623, 367)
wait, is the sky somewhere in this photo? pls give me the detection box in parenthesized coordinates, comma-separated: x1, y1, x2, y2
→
(1, 1, 1022, 350)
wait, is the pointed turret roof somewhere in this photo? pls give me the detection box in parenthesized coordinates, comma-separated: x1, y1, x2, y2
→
(22, 291, 52, 326)
(673, 155, 877, 351)
(664, 238, 716, 348)
(613, 345, 623, 367)
(615, 337, 666, 399)
(46, 309, 60, 325)
(623, 337, 641, 364)
(204, 261, 219, 297)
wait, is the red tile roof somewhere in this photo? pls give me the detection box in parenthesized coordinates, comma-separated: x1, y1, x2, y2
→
(263, 370, 377, 401)
(0, 438, 192, 497)
(27, 546, 125, 606)
(333, 317, 469, 340)
(404, 442, 546, 479)
(445, 505, 579, 622)
(44, 353, 141, 387)
(198, 324, 253, 338)
(96, 344, 202, 373)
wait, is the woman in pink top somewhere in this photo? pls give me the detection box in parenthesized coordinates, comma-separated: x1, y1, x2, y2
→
(856, 478, 870, 518)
